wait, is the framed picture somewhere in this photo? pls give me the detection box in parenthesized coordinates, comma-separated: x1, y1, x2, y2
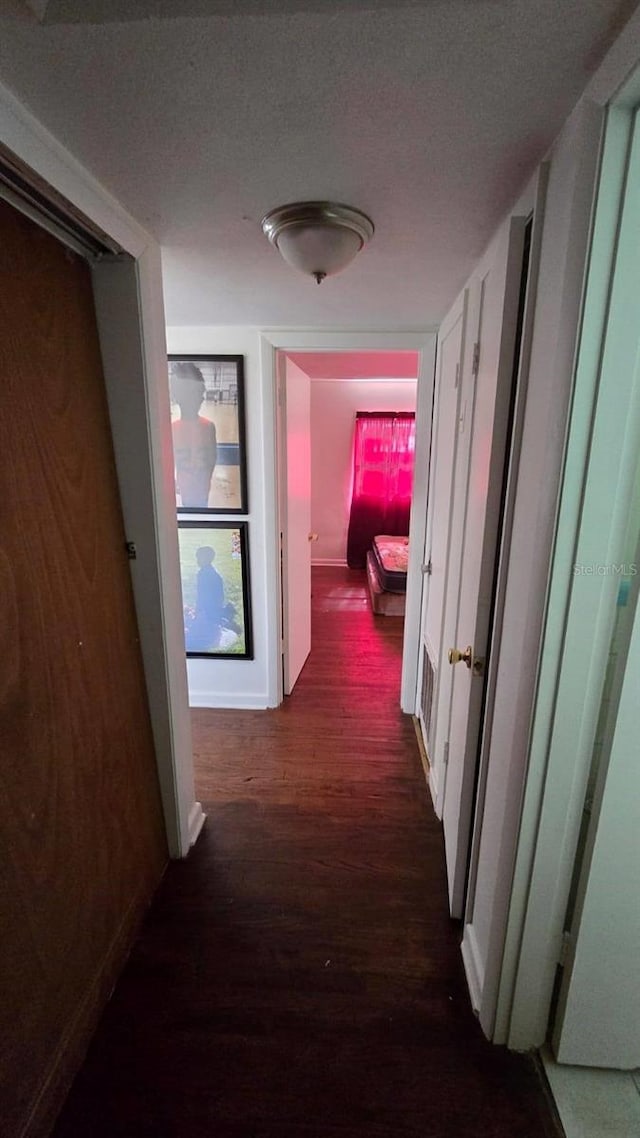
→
(168, 354, 248, 514)
(178, 521, 253, 659)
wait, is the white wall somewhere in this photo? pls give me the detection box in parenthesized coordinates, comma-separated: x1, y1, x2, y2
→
(166, 325, 275, 709)
(310, 379, 417, 564)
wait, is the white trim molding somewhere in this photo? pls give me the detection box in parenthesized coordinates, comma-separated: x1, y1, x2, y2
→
(187, 801, 206, 847)
(259, 328, 437, 712)
(461, 926, 484, 1015)
(188, 691, 271, 710)
(504, 97, 640, 1052)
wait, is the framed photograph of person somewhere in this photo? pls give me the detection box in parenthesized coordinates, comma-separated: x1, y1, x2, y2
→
(168, 354, 248, 514)
(178, 521, 253, 659)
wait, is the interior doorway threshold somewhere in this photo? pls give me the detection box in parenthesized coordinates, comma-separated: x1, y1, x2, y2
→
(541, 1046, 640, 1137)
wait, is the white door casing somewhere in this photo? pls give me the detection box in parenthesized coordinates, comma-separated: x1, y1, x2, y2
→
(547, 110, 640, 1068)
(503, 101, 640, 1054)
(279, 352, 312, 694)
(552, 545, 640, 1069)
(263, 330, 436, 710)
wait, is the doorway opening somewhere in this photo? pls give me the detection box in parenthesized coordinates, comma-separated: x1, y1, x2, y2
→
(276, 349, 421, 704)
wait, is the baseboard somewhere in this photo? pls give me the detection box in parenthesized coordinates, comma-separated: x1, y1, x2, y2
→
(187, 800, 206, 847)
(412, 716, 431, 786)
(188, 692, 269, 709)
(311, 558, 348, 567)
(428, 764, 440, 815)
(20, 873, 163, 1138)
(461, 926, 484, 1015)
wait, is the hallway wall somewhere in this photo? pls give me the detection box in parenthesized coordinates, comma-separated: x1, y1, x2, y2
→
(166, 325, 274, 709)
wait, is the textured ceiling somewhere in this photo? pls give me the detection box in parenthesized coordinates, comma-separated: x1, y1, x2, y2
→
(0, 1, 636, 327)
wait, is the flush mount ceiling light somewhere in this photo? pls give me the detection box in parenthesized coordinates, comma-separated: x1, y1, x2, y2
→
(261, 201, 374, 284)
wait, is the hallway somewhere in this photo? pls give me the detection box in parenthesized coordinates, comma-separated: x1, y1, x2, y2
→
(54, 567, 561, 1137)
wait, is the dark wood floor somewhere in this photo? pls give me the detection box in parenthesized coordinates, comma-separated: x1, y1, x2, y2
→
(53, 567, 561, 1137)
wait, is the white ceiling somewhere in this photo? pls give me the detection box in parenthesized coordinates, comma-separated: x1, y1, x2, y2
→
(0, 1, 636, 327)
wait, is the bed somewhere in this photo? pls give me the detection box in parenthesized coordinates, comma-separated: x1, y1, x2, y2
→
(366, 535, 409, 616)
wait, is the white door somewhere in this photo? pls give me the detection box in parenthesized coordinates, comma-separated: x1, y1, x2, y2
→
(424, 217, 527, 916)
(416, 292, 468, 808)
(279, 353, 312, 694)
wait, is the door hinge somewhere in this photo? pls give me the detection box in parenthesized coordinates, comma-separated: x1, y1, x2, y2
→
(125, 541, 137, 560)
(422, 559, 432, 575)
(443, 740, 449, 766)
(454, 362, 460, 388)
(472, 341, 480, 378)
(558, 930, 572, 967)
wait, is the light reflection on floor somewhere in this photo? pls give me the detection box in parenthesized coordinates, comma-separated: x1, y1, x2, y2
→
(313, 584, 370, 612)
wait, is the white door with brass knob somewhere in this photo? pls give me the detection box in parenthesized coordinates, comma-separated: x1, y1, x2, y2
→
(421, 213, 528, 918)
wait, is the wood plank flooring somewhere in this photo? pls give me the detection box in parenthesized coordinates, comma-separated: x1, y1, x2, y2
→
(53, 567, 561, 1138)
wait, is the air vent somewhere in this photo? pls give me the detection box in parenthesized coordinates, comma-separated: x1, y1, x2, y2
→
(420, 647, 436, 750)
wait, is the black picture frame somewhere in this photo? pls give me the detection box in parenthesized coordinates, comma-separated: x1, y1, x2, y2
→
(178, 521, 253, 660)
(169, 354, 248, 514)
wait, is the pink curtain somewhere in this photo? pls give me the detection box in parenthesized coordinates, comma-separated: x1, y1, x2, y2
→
(346, 412, 416, 568)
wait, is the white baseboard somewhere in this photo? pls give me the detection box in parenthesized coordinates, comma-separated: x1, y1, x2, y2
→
(311, 558, 348, 567)
(461, 926, 484, 1014)
(412, 716, 431, 787)
(187, 800, 206, 847)
(188, 691, 269, 710)
(428, 765, 441, 816)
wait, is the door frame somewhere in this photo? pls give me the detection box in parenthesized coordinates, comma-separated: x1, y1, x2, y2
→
(276, 350, 313, 695)
(259, 329, 437, 709)
(0, 79, 201, 857)
(504, 90, 640, 1052)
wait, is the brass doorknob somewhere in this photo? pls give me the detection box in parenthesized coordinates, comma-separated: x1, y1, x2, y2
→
(448, 645, 472, 669)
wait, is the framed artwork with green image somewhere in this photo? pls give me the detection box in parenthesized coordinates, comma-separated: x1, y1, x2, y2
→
(178, 521, 253, 659)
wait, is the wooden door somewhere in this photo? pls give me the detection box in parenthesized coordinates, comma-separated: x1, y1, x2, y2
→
(0, 199, 167, 1137)
(280, 353, 312, 695)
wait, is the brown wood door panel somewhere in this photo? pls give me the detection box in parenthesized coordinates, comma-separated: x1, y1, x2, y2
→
(0, 199, 167, 1137)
